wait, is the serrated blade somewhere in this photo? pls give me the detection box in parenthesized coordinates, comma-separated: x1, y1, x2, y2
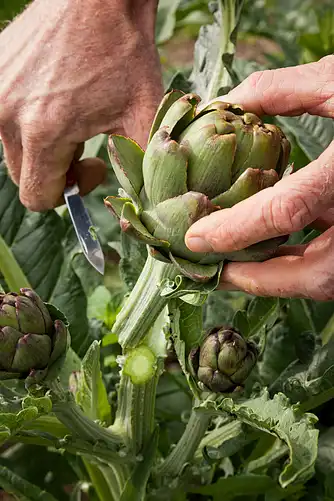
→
(64, 184, 105, 275)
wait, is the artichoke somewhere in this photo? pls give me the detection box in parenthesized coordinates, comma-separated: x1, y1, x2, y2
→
(190, 326, 258, 393)
(0, 288, 69, 385)
(105, 90, 291, 283)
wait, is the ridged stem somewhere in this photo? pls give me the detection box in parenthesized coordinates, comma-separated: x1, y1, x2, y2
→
(156, 406, 211, 478)
(113, 255, 177, 349)
(49, 380, 123, 451)
(85, 461, 130, 501)
(111, 360, 162, 455)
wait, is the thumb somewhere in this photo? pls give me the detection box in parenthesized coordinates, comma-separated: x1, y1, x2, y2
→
(185, 140, 334, 253)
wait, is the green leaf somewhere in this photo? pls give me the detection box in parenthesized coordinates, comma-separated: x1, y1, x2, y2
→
(204, 290, 248, 330)
(207, 389, 318, 487)
(72, 341, 111, 425)
(247, 297, 280, 338)
(155, 0, 183, 44)
(286, 299, 316, 337)
(190, 0, 244, 102)
(168, 299, 203, 397)
(196, 420, 257, 461)
(276, 114, 333, 161)
(189, 473, 276, 499)
(258, 323, 297, 386)
(117, 233, 148, 291)
(0, 465, 58, 501)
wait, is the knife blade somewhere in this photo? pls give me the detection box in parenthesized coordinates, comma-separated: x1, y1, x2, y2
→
(64, 182, 105, 275)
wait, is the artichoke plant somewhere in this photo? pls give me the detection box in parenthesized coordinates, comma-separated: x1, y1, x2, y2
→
(105, 90, 291, 283)
(190, 326, 258, 393)
(0, 288, 69, 385)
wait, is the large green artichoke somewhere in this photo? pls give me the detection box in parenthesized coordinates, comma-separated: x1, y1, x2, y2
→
(105, 91, 291, 282)
(190, 326, 258, 393)
(0, 288, 69, 385)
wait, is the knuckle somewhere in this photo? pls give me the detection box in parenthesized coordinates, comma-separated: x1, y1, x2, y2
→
(264, 193, 314, 234)
(317, 55, 334, 75)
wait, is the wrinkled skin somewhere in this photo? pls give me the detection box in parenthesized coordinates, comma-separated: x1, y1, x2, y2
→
(0, 0, 163, 211)
(186, 56, 334, 300)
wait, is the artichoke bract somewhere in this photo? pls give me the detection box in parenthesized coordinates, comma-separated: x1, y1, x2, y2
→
(190, 326, 258, 393)
(105, 90, 291, 283)
(0, 288, 69, 386)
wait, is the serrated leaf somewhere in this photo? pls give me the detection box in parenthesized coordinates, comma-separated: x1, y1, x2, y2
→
(204, 389, 318, 487)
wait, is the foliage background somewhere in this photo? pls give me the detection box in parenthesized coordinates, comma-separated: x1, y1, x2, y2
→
(0, 0, 334, 500)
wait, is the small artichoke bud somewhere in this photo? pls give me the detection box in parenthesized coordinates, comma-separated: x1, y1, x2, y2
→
(0, 289, 69, 386)
(190, 326, 258, 393)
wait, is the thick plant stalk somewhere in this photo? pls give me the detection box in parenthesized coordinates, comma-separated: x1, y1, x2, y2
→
(49, 380, 123, 451)
(85, 461, 130, 501)
(156, 406, 211, 478)
(111, 360, 163, 454)
(113, 254, 177, 349)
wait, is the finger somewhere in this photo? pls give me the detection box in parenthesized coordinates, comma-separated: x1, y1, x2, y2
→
(19, 141, 76, 211)
(219, 227, 334, 301)
(55, 157, 107, 206)
(0, 128, 22, 185)
(185, 140, 334, 253)
(221, 55, 334, 118)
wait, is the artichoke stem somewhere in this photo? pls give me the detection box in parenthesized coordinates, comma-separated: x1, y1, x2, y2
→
(49, 380, 124, 450)
(156, 405, 211, 478)
(113, 254, 178, 349)
(111, 363, 162, 455)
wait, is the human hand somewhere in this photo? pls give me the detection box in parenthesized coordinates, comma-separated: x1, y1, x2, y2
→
(0, 0, 163, 211)
(185, 55, 334, 300)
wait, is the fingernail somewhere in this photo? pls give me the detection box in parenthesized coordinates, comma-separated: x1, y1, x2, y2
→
(185, 236, 213, 252)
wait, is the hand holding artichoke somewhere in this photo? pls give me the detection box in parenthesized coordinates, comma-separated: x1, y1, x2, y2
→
(0, 288, 69, 386)
(105, 90, 291, 283)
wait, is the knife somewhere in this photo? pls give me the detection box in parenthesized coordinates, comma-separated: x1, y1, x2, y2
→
(64, 169, 105, 275)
